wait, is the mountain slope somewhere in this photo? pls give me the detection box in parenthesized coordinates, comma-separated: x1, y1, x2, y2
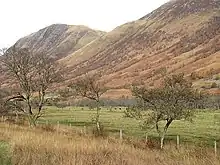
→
(14, 24, 105, 59)
(61, 0, 220, 96)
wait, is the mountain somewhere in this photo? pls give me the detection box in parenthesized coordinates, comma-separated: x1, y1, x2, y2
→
(2, 0, 220, 98)
(14, 24, 106, 59)
(61, 0, 220, 97)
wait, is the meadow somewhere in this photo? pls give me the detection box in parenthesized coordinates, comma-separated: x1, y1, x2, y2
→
(1, 106, 220, 165)
(39, 106, 220, 145)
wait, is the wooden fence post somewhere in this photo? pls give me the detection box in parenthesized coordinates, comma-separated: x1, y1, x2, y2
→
(120, 129, 123, 140)
(57, 121, 60, 133)
(177, 135, 180, 148)
(84, 126, 87, 134)
(214, 140, 217, 157)
(145, 133, 148, 143)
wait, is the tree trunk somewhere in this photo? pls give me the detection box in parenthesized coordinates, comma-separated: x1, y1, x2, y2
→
(160, 118, 173, 149)
(96, 101, 101, 132)
(96, 121, 100, 132)
(156, 122, 160, 135)
(15, 112, 19, 122)
(26, 96, 33, 115)
(160, 133, 165, 149)
(38, 89, 45, 113)
(27, 114, 36, 127)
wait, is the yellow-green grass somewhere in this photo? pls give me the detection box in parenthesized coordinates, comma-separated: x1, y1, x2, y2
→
(39, 107, 220, 146)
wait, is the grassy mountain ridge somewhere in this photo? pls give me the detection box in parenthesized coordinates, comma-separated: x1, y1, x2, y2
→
(60, 0, 220, 97)
(14, 24, 106, 59)
(1, 0, 220, 98)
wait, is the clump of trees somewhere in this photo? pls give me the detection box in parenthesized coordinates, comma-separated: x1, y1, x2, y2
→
(68, 73, 107, 133)
(1, 47, 62, 126)
(130, 74, 203, 149)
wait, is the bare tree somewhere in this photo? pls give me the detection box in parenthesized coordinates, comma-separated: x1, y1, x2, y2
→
(1, 47, 62, 126)
(0, 86, 8, 116)
(131, 74, 203, 149)
(68, 73, 107, 132)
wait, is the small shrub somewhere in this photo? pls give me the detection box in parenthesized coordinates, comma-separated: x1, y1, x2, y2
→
(123, 137, 158, 150)
(15, 117, 26, 126)
(190, 72, 198, 80)
(211, 82, 218, 88)
(39, 123, 55, 132)
(214, 75, 220, 80)
(92, 124, 108, 137)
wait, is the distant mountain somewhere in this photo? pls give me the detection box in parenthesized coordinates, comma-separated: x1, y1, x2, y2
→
(14, 24, 105, 59)
(61, 0, 220, 97)
(2, 0, 220, 98)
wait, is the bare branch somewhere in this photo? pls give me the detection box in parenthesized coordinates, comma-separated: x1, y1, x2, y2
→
(1, 47, 62, 126)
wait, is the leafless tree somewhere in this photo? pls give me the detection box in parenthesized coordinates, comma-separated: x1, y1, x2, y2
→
(131, 74, 203, 149)
(68, 73, 107, 132)
(1, 46, 62, 126)
(0, 87, 7, 115)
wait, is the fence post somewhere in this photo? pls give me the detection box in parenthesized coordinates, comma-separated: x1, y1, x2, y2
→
(177, 135, 180, 148)
(46, 120, 48, 125)
(84, 126, 87, 134)
(57, 121, 60, 133)
(120, 129, 123, 140)
(1, 116, 4, 122)
(15, 113, 19, 122)
(214, 140, 217, 157)
(145, 133, 148, 143)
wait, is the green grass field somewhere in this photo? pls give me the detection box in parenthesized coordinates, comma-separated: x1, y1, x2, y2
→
(39, 106, 220, 146)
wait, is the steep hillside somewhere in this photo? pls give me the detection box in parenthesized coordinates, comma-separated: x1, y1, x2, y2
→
(14, 24, 105, 59)
(62, 0, 220, 96)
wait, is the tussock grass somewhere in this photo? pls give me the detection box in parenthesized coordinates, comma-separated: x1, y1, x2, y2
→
(0, 123, 219, 165)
